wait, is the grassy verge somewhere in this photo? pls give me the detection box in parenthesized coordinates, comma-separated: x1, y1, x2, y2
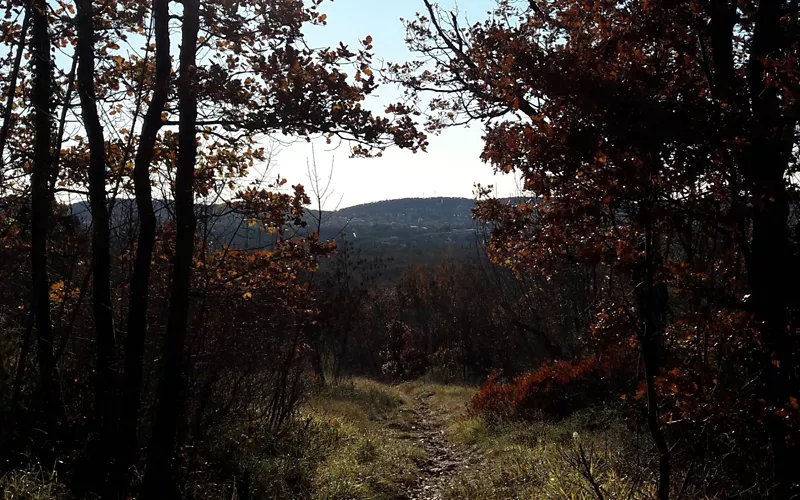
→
(2, 379, 655, 499)
(444, 408, 655, 499)
(398, 380, 477, 425)
(190, 378, 427, 500)
(2, 379, 425, 500)
(303, 378, 424, 500)
(390, 380, 655, 499)
(0, 467, 66, 500)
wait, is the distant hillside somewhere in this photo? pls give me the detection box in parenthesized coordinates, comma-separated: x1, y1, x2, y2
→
(330, 197, 476, 225)
(68, 197, 508, 278)
(320, 197, 476, 237)
(315, 198, 483, 277)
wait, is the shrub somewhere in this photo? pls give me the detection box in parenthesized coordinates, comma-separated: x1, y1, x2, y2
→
(380, 321, 428, 380)
(182, 415, 343, 499)
(470, 345, 635, 421)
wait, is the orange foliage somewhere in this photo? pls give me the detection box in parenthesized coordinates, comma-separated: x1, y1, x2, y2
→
(471, 344, 635, 420)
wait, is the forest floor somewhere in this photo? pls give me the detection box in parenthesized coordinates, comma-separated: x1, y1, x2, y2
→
(0, 377, 648, 499)
(304, 378, 476, 500)
(401, 385, 476, 499)
(305, 378, 646, 500)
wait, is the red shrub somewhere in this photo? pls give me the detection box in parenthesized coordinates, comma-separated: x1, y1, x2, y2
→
(471, 345, 635, 421)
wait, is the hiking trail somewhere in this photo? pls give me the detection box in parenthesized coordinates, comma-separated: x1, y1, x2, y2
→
(404, 391, 472, 500)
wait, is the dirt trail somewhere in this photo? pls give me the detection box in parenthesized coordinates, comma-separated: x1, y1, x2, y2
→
(404, 391, 470, 500)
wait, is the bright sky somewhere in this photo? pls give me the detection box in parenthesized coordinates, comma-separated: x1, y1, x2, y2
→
(265, 0, 522, 209)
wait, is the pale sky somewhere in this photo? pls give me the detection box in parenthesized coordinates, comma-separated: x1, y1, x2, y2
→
(263, 0, 522, 209)
(4, 1, 522, 210)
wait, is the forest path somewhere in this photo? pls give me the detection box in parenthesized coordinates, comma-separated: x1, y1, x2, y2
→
(308, 378, 479, 499)
(402, 388, 474, 500)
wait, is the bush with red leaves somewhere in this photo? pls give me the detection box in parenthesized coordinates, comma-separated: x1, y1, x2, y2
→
(471, 344, 636, 421)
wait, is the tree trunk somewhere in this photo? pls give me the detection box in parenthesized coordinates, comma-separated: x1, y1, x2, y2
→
(30, 0, 67, 440)
(11, 310, 35, 406)
(708, 0, 799, 492)
(637, 215, 670, 500)
(118, 0, 171, 480)
(745, 0, 800, 496)
(0, 5, 29, 171)
(49, 52, 78, 199)
(143, 0, 199, 494)
(76, 0, 116, 478)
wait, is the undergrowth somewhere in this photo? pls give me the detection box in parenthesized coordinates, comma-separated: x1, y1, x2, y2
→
(444, 407, 657, 499)
(184, 378, 422, 500)
(0, 467, 66, 500)
(2, 379, 683, 499)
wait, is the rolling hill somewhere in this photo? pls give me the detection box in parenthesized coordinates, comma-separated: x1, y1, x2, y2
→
(68, 197, 496, 277)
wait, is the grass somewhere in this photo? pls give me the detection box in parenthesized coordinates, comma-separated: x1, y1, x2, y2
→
(0, 467, 66, 500)
(1, 378, 656, 499)
(398, 380, 477, 423)
(444, 408, 656, 499)
(309, 378, 403, 423)
(184, 377, 425, 500)
(302, 378, 425, 500)
(369, 379, 655, 499)
(306, 378, 656, 499)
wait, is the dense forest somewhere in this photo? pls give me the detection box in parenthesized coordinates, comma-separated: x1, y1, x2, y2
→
(1, 0, 800, 499)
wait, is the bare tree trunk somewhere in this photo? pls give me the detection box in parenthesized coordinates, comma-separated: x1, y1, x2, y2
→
(747, 143, 797, 500)
(745, 1, 799, 496)
(0, 5, 29, 172)
(637, 214, 670, 500)
(11, 310, 35, 406)
(30, 0, 66, 439)
(118, 0, 171, 480)
(11, 49, 76, 410)
(708, 1, 799, 494)
(143, 0, 199, 494)
(76, 0, 117, 478)
(49, 52, 78, 199)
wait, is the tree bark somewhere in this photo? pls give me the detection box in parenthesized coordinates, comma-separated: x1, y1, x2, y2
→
(708, 0, 799, 494)
(708, 0, 736, 101)
(11, 48, 75, 411)
(11, 310, 35, 406)
(637, 214, 670, 500)
(30, 0, 67, 439)
(143, 0, 199, 494)
(118, 0, 171, 479)
(744, 0, 799, 497)
(49, 51, 78, 199)
(76, 0, 117, 476)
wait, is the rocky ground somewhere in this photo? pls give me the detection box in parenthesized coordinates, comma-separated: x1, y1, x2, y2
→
(403, 391, 472, 500)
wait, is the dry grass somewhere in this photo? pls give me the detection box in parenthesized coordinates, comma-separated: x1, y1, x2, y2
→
(181, 377, 424, 500)
(0, 467, 66, 500)
(444, 409, 658, 499)
(398, 380, 477, 425)
(303, 378, 425, 500)
(2, 379, 659, 500)
(382, 379, 656, 499)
